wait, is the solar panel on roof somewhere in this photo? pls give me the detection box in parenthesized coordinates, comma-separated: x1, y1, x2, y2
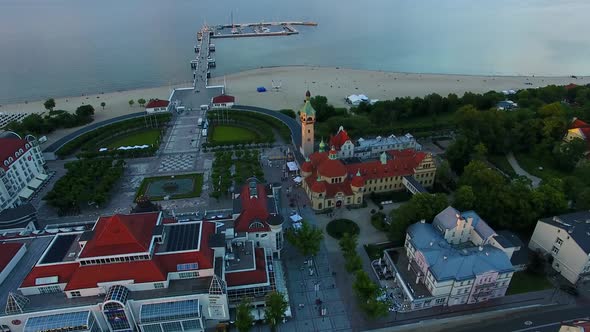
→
(41, 234, 78, 264)
(163, 223, 201, 252)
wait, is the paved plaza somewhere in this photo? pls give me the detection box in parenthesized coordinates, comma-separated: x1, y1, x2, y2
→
(157, 154, 196, 172)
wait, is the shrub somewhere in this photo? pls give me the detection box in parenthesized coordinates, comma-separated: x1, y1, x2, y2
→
(326, 219, 360, 239)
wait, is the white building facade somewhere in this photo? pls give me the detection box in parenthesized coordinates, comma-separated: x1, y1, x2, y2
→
(381, 206, 515, 311)
(328, 126, 421, 160)
(0, 133, 47, 210)
(529, 211, 590, 284)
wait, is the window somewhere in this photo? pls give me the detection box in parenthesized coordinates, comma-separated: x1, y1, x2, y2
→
(179, 271, 199, 279)
(551, 246, 560, 255)
(177, 263, 199, 271)
(435, 298, 446, 304)
(154, 283, 165, 289)
(555, 238, 563, 246)
(70, 291, 81, 297)
(39, 285, 61, 294)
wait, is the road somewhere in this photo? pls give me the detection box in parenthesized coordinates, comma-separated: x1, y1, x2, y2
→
(232, 104, 302, 149)
(454, 304, 590, 332)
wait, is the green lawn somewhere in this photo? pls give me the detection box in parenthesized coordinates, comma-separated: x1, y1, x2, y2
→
(513, 152, 568, 180)
(506, 272, 553, 295)
(211, 125, 258, 143)
(487, 154, 517, 178)
(136, 173, 203, 201)
(107, 129, 160, 149)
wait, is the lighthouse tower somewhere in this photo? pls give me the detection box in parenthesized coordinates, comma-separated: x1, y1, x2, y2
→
(299, 90, 316, 157)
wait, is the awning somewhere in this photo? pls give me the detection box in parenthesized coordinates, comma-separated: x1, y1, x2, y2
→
(27, 178, 43, 189)
(18, 187, 34, 199)
(286, 162, 299, 172)
(290, 214, 303, 222)
(36, 173, 48, 180)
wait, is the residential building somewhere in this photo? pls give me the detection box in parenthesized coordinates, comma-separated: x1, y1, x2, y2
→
(0, 132, 47, 210)
(564, 117, 590, 157)
(381, 206, 515, 311)
(528, 211, 590, 284)
(0, 178, 288, 332)
(300, 146, 435, 211)
(145, 99, 170, 114)
(329, 126, 421, 160)
(211, 95, 235, 109)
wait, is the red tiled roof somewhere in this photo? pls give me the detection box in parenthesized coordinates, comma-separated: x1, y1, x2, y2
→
(80, 213, 159, 258)
(235, 182, 271, 233)
(64, 260, 165, 291)
(145, 99, 169, 109)
(155, 222, 216, 271)
(318, 158, 347, 178)
(0, 138, 30, 171)
(21, 262, 79, 288)
(0, 242, 24, 272)
(570, 118, 590, 129)
(351, 174, 365, 187)
(565, 83, 578, 90)
(225, 248, 268, 287)
(329, 128, 351, 150)
(310, 180, 326, 193)
(301, 161, 313, 173)
(212, 95, 235, 104)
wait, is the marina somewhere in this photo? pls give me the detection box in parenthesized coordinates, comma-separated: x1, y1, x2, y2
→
(171, 21, 317, 111)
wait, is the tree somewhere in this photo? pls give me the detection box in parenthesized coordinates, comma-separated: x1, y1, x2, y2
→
(44, 98, 56, 111)
(353, 270, 379, 300)
(537, 102, 566, 118)
(285, 220, 323, 257)
(575, 188, 590, 210)
(264, 292, 288, 332)
(361, 296, 390, 319)
(454, 185, 476, 211)
(436, 160, 453, 188)
(472, 143, 488, 161)
(129, 99, 135, 107)
(338, 232, 357, 254)
(137, 98, 146, 107)
(345, 254, 363, 272)
(236, 298, 254, 332)
(100, 102, 106, 110)
(553, 138, 587, 172)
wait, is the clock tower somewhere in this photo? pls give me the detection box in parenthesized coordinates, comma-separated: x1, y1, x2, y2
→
(299, 90, 316, 157)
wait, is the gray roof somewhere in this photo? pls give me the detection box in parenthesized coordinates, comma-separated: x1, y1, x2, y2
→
(432, 206, 461, 231)
(0, 203, 37, 230)
(539, 211, 590, 254)
(407, 222, 514, 281)
(403, 175, 428, 194)
(492, 234, 514, 248)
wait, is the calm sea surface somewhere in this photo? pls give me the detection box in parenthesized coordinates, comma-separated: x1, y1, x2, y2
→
(1, 0, 589, 104)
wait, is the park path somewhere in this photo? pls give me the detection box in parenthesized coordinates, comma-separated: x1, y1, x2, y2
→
(507, 152, 541, 188)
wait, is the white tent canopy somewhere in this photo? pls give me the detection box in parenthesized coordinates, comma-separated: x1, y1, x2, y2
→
(286, 161, 299, 172)
(290, 214, 303, 222)
(293, 176, 302, 183)
(27, 178, 43, 189)
(18, 187, 34, 199)
(292, 221, 303, 230)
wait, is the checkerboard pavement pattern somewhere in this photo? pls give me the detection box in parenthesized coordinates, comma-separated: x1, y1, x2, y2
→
(157, 154, 196, 173)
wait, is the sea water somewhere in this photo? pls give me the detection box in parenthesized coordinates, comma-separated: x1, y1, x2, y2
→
(0, 0, 589, 104)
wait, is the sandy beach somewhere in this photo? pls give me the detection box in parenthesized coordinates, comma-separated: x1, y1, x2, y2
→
(1, 66, 588, 144)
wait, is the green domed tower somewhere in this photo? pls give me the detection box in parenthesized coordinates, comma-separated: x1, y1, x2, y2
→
(299, 90, 316, 157)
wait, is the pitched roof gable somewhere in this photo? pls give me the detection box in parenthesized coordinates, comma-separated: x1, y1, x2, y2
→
(235, 181, 271, 233)
(80, 213, 160, 258)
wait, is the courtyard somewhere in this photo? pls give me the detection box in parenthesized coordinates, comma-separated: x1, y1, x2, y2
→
(136, 173, 204, 201)
(107, 128, 161, 149)
(210, 125, 258, 143)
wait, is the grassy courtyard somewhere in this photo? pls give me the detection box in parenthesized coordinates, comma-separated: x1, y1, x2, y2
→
(107, 129, 161, 149)
(506, 271, 553, 295)
(210, 125, 258, 143)
(513, 152, 568, 180)
(136, 173, 203, 201)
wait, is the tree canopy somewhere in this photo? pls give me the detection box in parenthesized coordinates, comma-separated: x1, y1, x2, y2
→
(264, 292, 288, 332)
(285, 220, 323, 257)
(44, 98, 56, 111)
(236, 298, 254, 332)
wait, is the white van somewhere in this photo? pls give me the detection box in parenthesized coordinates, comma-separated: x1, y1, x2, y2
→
(200, 104, 209, 111)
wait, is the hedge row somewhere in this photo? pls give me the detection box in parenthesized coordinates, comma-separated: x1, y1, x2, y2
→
(56, 113, 171, 158)
(208, 110, 292, 144)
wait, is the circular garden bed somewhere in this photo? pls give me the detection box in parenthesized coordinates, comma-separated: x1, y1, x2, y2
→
(326, 219, 360, 239)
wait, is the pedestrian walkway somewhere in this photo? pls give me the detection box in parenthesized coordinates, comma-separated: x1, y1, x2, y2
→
(507, 152, 541, 188)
